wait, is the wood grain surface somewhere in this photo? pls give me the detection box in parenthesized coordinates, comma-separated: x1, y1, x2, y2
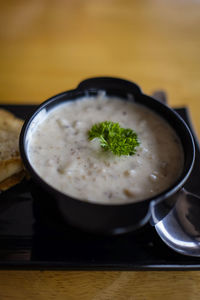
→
(0, 0, 200, 299)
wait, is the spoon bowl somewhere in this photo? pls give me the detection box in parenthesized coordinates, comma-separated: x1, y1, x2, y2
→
(154, 189, 200, 257)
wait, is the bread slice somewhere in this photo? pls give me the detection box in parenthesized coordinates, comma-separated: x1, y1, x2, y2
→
(0, 109, 24, 187)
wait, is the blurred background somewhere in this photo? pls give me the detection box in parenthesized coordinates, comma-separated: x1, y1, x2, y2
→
(0, 0, 200, 135)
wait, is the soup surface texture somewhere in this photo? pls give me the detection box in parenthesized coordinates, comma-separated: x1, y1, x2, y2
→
(28, 94, 184, 204)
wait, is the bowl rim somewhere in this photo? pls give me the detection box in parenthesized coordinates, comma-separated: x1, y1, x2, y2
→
(19, 77, 196, 208)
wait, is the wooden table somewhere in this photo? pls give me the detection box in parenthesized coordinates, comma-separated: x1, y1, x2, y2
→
(0, 1, 200, 299)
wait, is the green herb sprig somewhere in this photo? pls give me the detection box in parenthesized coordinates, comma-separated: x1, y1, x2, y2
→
(88, 121, 140, 156)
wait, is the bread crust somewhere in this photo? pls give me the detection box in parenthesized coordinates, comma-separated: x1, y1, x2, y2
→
(0, 171, 25, 191)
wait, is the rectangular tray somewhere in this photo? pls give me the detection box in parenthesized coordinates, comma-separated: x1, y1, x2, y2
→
(0, 104, 200, 270)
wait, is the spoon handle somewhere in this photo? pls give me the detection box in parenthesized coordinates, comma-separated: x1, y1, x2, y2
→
(152, 90, 168, 105)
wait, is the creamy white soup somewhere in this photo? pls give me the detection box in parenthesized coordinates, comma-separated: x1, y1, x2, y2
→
(27, 93, 184, 204)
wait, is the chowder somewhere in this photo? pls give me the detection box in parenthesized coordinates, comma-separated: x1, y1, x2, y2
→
(27, 94, 184, 204)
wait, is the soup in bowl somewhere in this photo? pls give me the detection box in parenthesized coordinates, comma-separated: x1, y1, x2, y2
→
(20, 77, 195, 234)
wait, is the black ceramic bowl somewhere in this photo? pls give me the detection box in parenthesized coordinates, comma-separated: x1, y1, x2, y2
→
(19, 77, 195, 235)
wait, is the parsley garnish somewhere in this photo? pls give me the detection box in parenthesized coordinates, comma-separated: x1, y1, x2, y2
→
(88, 121, 140, 156)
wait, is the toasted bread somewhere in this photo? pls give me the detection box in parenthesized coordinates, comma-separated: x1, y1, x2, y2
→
(0, 109, 24, 187)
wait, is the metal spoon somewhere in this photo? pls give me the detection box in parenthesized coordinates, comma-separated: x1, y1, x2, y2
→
(151, 91, 200, 257)
(152, 189, 200, 257)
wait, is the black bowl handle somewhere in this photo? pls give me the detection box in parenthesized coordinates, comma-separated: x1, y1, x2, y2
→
(77, 77, 142, 95)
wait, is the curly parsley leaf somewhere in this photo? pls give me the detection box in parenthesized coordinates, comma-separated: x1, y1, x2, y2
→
(88, 121, 140, 156)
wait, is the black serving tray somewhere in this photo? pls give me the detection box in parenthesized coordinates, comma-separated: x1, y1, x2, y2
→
(0, 104, 200, 270)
